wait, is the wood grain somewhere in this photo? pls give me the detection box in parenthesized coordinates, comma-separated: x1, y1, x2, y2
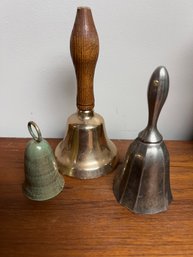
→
(0, 138, 193, 257)
(70, 7, 99, 111)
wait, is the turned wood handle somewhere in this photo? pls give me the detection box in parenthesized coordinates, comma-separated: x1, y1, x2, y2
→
(70, 7, 99, 111)
(147, 66, 169, 128)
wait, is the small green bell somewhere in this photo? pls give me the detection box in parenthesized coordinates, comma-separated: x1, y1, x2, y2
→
(23, 121, 64, 201)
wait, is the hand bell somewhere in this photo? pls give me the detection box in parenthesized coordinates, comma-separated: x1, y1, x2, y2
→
(55, 7, 118, 179)
(113, 66, 173, 214)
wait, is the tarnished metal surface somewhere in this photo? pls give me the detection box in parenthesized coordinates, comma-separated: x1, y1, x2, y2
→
(23, 121, 64, 201)
(113, 67, 173, 214)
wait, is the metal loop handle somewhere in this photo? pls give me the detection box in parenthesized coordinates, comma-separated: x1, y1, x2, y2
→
(28, 121, 42, 142)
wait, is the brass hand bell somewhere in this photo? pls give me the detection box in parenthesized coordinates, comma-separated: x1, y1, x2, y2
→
(55, 7, 118, 179)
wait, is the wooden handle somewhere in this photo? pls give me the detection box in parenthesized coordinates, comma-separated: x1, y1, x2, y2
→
(70, 7, 99, 111)
(147, 66, 169, 128)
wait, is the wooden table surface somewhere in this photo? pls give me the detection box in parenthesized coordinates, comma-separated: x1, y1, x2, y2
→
(0, 138, 193, 257)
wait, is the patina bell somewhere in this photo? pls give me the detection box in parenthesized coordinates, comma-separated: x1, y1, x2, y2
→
(23, 121, 64, 201)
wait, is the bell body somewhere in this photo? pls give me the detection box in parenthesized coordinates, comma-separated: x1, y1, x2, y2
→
(55, 111, 118, 179)
(113, 138, 172, 214)
(23, 129, 64, 201)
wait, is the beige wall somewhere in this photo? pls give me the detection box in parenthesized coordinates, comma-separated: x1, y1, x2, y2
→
(1, 0, 193, 139)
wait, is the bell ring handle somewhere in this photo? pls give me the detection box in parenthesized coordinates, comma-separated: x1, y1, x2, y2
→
(28, 121, 42, 142)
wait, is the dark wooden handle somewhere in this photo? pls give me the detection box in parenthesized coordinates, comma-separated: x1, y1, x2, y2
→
(70, 7, 99, 111)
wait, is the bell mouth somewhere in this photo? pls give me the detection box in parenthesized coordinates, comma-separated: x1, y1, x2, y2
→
(22, 174, 64, 201)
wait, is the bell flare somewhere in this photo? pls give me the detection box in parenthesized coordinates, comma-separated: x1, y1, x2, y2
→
(23, 139, 64, 201)
(55, 112, 118, 179)
(113, 139, 172, 214)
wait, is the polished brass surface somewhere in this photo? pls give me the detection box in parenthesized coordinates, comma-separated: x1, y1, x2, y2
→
(55, 111, 118, 179)
(55, 7, 118, 179)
